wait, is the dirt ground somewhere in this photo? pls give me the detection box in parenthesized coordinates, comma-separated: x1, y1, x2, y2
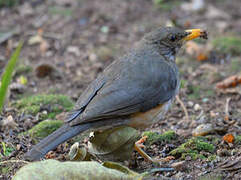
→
(0, 0, 241, 179)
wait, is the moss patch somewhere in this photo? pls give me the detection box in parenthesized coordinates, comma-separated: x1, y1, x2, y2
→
(153, 0, 181, 10)
(235, 135, 241, 145)
(48, 6, 73, 17)
(0, 142, 15, 159)
(25, 120, 63, 140)
(212, 36, 241, 55)
(170, 137, 215, 160)
(0, 0, 18, 7)
(207, 155, 216, 162)
(143, 130, 177, 145)
(198, 173, 223, 180)
(13, 94, 74, 120)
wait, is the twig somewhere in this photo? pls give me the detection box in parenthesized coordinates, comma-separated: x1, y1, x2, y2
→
(176, 95, 189, 121)
(196, 109, 204, 120)
(0, 159, 29, 165)
(224, 97, 232, 122)
(149, 167, 174, 173)
(25, 31, 62, 40)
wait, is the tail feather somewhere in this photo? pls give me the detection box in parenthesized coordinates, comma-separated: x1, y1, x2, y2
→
(24, 123, 90, 161)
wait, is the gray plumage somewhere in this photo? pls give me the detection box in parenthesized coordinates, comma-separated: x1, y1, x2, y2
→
(25, 27, 187, 161)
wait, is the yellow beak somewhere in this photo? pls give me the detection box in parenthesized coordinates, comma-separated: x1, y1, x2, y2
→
(183, 29, 207, 41)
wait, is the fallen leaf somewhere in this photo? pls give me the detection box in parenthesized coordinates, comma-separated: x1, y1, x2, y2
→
(13, 159, 146, 180)
(35, 63, 62, 79)
(0, 27, 20, 45)
(197, 53, 208, 61)
(0, 115, 18, 130)
(162, 156, 175, 162)
(216, 75, 241, 89)
(68, 142, 91, 161)
(28, 34, 43, 45)
(223, 134, 234, 144)
(88, 126, 140, 162)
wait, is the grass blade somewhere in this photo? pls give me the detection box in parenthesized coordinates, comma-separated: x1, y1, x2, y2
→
(0, 41, 23, 111)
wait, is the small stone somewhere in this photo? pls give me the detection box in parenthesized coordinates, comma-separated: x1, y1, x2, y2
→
(202, 98, 209, 103)
(171, 161, 186, 171)
(100, 26, 109, 33)
(194, 104, 201, 111)
(192, 123, 214, 136)
(16, 144, 21, 150)
(187, 101, 194, 108)
(10, 82, 26, 94)
(185, 156, 192, 161)
(42, 110, 48, 115)
(89, 53, 97, 62)
(67, 46, 81, 57)
(210, 111, 217, 117)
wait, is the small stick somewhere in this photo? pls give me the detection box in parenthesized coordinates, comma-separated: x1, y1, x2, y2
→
(25, 31, 62, 40)
(224, 97, 231, 121)
(149, 167, 174, 173)
(176, 95, 189, 121)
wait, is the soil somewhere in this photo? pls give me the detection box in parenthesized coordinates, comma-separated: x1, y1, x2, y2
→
(0, 0, 241, 179)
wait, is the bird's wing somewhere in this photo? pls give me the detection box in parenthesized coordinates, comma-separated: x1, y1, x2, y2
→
(65, 74, 106, 123)
(68, 55, 178, 126)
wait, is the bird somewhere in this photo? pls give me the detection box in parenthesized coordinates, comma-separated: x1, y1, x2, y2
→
(25, 27, 207, 161)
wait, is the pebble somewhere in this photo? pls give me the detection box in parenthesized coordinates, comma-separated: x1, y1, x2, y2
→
(194, 104, 201, 111)
(42, 110, 48, 115)
(171, 161, 186, 171)
(192, 123, 214, 136)
(187, 101, 194, 108)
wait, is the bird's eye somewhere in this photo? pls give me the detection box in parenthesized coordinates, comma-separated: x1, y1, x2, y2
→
(170, 35, 176, 42)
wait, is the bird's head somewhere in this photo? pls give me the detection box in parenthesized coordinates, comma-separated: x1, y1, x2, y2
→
(143, 27, 207, 61)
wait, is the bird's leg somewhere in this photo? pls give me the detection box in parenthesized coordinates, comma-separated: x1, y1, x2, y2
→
(134, 136, 161, 163)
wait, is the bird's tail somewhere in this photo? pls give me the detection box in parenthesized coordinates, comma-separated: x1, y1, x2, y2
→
(24, 123, 91, 161)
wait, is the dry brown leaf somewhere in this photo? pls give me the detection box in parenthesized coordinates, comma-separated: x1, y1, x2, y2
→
(162, 156, 175, 162)
(223, 133, 235, 144)
(216, 75, 241, 89)
(197, 53, 208, 61)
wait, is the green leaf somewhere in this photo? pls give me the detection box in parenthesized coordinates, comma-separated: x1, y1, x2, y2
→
(13, 160, 146, 180)
(0, 41, 23, 111)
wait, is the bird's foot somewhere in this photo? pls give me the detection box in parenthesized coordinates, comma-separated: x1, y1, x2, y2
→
(134, 136, 163, 163)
